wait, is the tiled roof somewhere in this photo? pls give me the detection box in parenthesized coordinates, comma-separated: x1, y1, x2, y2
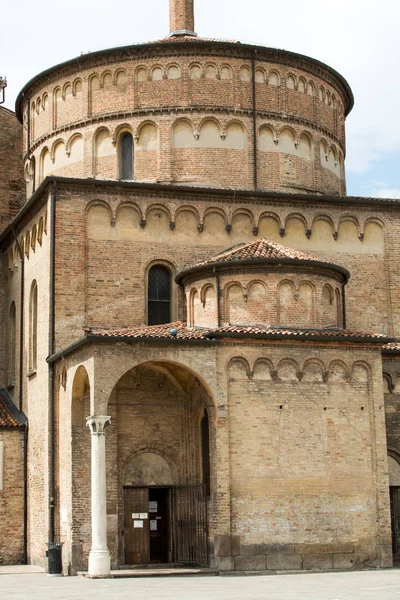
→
(383, 342, 400, 352)
(188, 239, 330, 269)
(87, 322, 388, 343)
(88, 322, 206, 340)
(208, 325, 387, 340)
(157, 36, 238, 44)
(0, 390, 27, 428)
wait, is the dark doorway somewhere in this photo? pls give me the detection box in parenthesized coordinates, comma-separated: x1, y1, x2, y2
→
(149, 488, 169, 563)
(390, 486, 400, 560)
(123, 487, 169, 565)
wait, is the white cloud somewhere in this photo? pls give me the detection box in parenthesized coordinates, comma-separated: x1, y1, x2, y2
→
(374, 189, 400, 199)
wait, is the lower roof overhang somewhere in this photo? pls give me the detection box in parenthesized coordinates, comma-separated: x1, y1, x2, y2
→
(46, 330, 393, 364)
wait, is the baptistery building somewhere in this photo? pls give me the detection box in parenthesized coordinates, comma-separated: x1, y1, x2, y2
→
(1, 0, 400, 577)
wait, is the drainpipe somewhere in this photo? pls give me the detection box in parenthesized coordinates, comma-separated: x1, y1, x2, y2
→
(26, 96, 30, 159)
(11, 227, 24, 412)
(251, 50, 258, 191)
(48, 181, 57, 544)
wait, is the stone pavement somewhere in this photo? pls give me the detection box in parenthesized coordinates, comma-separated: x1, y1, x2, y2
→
(1, 570, 400, 599)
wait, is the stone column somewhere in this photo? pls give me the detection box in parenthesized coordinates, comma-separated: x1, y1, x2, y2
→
(86, 415, 111, 577)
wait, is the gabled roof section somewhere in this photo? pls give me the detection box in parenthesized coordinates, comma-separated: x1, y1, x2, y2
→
(176, 238, 350, 283)
(0, 389, 27, 428)
(194, 238, 324, 266)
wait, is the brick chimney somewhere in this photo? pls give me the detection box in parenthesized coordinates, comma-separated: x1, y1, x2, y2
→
(169, 0, 197, 37)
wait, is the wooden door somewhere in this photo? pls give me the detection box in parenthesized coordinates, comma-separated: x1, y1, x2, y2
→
(124, 487, 149, 565)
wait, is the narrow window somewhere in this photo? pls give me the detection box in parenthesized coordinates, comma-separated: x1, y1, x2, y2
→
(9, 302, 16, 384)
(29, 281, 38, 372)
(148, 265, 171, 325)
(119, 132, 133, 179)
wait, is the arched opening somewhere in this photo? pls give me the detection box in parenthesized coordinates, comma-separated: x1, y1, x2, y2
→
(70, 365, 91, 573)
(147, 265, 171, 325)
(118, 132, 134, 180)
(107, 360, 214, 567)
(388, 453, 400, 560)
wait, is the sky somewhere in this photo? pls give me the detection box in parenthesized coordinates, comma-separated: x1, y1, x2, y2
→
(2, 0, 399, 198)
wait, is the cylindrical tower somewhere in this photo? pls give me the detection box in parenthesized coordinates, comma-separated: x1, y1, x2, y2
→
(16, 0, 353, 199)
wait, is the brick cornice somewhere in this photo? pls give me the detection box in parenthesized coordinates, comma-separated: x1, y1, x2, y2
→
(28, 106, 346, 155)
(16, 40, 353, 121)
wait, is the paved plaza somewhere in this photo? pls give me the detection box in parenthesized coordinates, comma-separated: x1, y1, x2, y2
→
(1, 569, 400, 600)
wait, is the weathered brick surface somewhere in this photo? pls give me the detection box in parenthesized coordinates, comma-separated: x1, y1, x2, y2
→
(0, 429, 24, 564)
(0, 107, 24, 230)
(0, 7, 399, 575)
(19, 42, 347, 197)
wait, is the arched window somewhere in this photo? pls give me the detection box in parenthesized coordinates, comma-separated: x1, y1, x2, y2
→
(148, 265, 171, 325)
(118, 132, 133, 180)
(29, 281, 38, 372)
(8, 302, 16, 384)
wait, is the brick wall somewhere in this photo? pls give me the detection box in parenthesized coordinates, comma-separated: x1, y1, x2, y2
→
(21, 44, 347, 196)
(56, 339, 391, 573)
(0, 107, 24, 231)
(0, 429, 25, 564)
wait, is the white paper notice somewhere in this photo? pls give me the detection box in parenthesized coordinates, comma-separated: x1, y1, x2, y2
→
(139, 512, 148, 519)
(133, 520, 144, 528)
(132, 513, 140, 519)
(150, 520, 157, 531)
(149, 501, 158, 513)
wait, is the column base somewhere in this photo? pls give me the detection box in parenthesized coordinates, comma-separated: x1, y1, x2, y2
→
(88, 549, 111, 578)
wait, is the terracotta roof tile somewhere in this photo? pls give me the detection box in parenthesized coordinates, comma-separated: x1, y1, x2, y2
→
(0, 392, 25, 428)
(156, 36, 239, 44)
(209, 325, 387, 340)
(87, 322, 387, 343)
(383, 341, 400, 352)
(88, 322, 205, 340)
(190, 239, 328, 269)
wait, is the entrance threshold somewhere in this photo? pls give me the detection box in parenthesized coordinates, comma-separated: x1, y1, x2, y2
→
(79, 565, 218, 578)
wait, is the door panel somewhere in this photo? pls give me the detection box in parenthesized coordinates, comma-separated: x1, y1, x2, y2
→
(171, 485, 208, 566)
(124, 487, 149, 564)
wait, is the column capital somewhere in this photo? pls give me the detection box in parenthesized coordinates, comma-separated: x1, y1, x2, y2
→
(86, 415, 111, 435)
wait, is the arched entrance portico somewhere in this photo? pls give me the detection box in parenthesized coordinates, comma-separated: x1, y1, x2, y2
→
(106, 360, 215, 568)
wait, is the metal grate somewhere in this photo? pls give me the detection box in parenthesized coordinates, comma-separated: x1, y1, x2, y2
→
(171, 484, 208, 566)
